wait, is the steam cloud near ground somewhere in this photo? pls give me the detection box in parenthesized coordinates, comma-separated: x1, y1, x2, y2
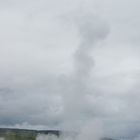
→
(36, 121, 103, 140)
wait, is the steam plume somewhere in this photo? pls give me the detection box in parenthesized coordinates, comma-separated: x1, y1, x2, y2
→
(61, 13, 109, 133)
(35, 13, 110, 140)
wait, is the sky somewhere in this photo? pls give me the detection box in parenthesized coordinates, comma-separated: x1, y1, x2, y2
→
(0, 0, 140, 139)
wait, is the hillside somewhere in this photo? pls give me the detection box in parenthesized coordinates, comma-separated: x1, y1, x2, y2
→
(0, 128, 60, 140)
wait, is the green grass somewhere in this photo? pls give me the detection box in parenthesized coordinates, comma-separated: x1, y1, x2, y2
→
(0, 131, 37, 140)
(5, 131, 36, 140)
(0, 128, 60, 140)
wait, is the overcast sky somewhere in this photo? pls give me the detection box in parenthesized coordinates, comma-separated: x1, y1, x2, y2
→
(0, 0, 140, 139)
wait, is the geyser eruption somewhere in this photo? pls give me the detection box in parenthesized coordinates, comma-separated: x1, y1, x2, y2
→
(59, 13, 110, 138)
(36, 13, 110, 140)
